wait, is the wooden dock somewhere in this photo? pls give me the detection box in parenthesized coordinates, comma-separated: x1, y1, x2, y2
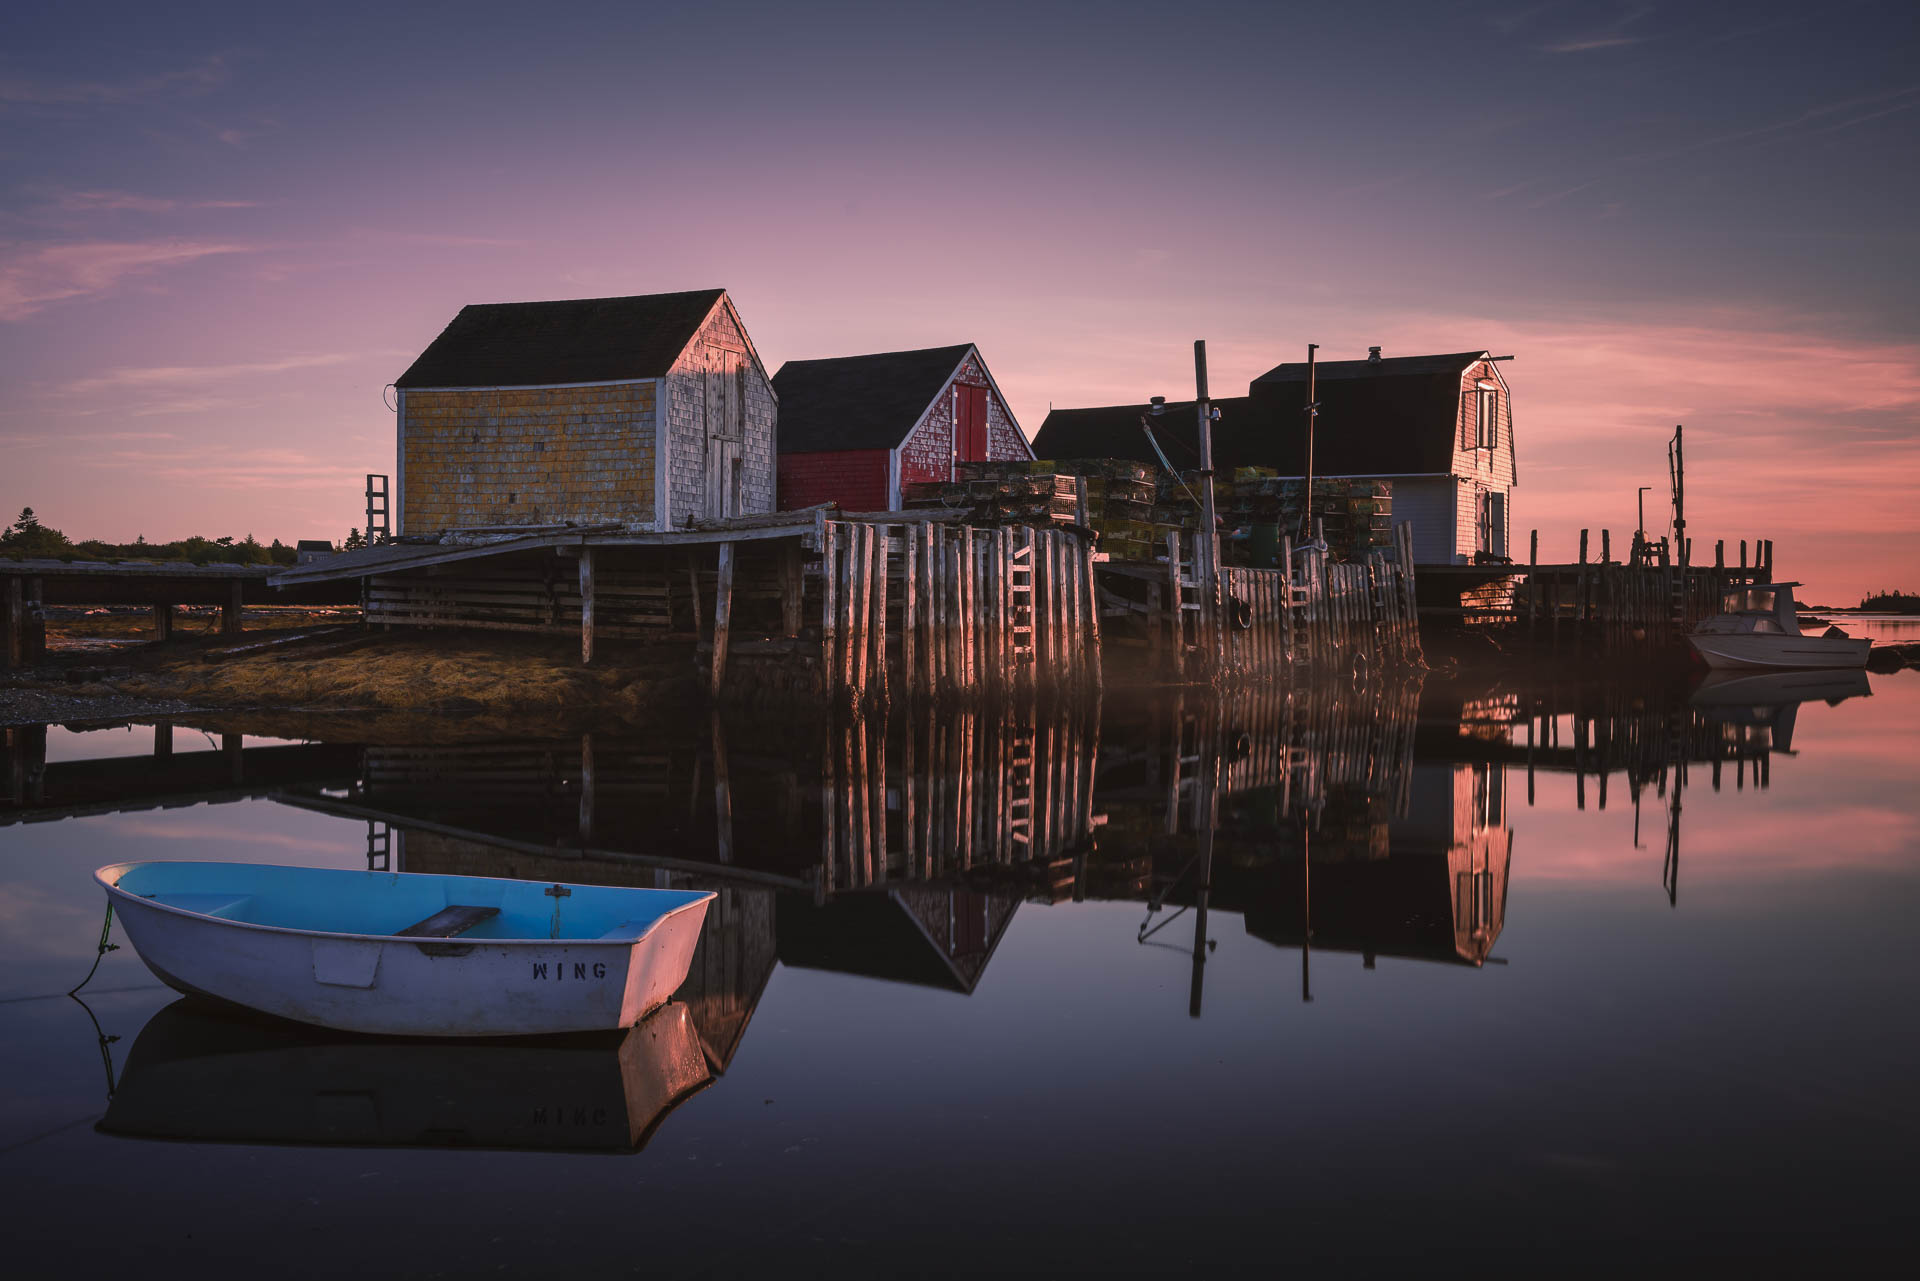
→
(1418, 529, 1778, 654)
(1, 558, 359, 668)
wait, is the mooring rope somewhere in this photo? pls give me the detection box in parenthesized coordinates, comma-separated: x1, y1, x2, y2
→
(67, 901, 117, 996)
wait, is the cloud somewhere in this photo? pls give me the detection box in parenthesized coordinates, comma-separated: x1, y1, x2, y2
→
(0, 239, 252, 320)
(60, 352, 365, 396)
(75, 443, 375, 492)
(43, 188, 259, 214)
(1544, 36, 1641, 53)
(0, 54, 231, 106)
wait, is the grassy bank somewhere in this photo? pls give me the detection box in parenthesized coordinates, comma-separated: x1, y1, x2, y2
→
(32, 629, 699, 730)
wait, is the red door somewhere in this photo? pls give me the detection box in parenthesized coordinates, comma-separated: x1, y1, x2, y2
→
(955, 384, 989, 463)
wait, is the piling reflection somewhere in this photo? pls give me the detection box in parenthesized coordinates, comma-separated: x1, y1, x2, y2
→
(21, 662, 1877, 1109)
(99, 998, 712, 1153)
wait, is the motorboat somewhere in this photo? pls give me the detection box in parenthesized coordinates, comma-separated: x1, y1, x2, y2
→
(96, 861, 714, 1036)
(1687, 582, 1871, 670)
(99, 997, 712, 1152)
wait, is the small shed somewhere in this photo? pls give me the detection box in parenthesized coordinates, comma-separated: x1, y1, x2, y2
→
(773, 344, 1033, 512)
(294, 540, 334, 565)
(394, 289, 776, 535)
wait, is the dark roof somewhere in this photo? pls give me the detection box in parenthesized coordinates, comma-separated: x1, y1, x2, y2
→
(1032, 350, 1491, 477)
(294, 540, 333, 551)
(772, 344, 974, 453)
(1252, 351, 1487, 383)
(1030, 397, 1260, 469)
(395, 289, 727, 388)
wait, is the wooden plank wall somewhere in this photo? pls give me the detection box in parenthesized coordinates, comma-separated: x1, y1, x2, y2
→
(817, 518, 1098, 708)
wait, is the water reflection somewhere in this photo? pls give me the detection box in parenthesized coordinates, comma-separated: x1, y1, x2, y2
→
(99, 998, 710, 1152)
(5, 666, 1880, 1091)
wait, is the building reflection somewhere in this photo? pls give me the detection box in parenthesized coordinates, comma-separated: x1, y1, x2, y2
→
(31, 660, 1874, 1140)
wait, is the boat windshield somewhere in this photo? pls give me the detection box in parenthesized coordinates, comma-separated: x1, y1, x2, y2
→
(1724, 587, 1781, 614)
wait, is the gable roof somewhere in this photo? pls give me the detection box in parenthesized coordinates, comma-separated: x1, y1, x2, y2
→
(1031, 397, 1260, 469)
(1248, 351, 1487, 475)
(395, 289, 727, 388)
(1252, 350, 1487, 383)
(772, 344, 976, 453)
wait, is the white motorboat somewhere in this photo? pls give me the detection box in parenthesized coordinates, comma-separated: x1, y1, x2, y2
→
(1687, 582, 1871, 670)
(96, 861, 715, 1037)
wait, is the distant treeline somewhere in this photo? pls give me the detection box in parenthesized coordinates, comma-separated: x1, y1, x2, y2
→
(0, 507, 322, 567)
(1859, 591, 1920, 613)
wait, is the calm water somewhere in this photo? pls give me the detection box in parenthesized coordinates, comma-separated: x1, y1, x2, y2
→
(4, 666, 1918, 1276)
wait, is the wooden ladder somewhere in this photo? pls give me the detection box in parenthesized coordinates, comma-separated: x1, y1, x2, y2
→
(1008, 534, 1036, 671)
(1006, 724, 1035, 858)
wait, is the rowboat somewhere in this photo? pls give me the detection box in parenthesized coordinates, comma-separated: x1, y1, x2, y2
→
(96, 862, 714, 1037)
(100, 997, 713, 1152)
(1687, 582, 1871, 670)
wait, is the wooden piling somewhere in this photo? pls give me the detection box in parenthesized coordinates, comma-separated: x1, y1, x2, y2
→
(578, 546, 596, 665)
(902, 523, 916, 697)
(710, 543, 734, 697)
(821, 522, 839, 698)
(872, 525, 889, 706)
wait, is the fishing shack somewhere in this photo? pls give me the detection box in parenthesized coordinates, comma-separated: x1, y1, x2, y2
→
(773, 344, 1033, 512)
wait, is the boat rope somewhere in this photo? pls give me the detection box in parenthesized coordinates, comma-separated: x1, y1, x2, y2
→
(67, 901, 118, 996)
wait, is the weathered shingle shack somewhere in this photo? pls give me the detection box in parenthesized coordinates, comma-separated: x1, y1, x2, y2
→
(394, 289, 776, 533)
(773, 344, 1032, 512)
(1033, 349, 1515, 565)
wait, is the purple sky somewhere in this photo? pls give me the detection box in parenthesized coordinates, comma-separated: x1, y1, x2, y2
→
(4, 0, 1916, 601)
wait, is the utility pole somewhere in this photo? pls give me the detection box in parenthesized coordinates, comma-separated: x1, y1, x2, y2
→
(1301, 343, 1319, 545)
(1637, 486, 1651, 563)
(1194, 340, 1220, 661)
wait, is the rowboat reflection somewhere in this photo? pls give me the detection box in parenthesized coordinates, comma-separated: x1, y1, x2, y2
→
(98, 998, 711, 1153)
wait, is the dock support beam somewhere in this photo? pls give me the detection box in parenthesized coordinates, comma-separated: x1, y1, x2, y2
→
(2, 578, 23, 669)
(578, 547, 595, 665)
(153, 603, 174, 643)
(711, 543, 734, 697)
(222, 579, 244, 637)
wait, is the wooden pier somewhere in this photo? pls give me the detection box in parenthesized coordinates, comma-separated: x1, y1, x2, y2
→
(1419, 529, 1778, 655)
(1, 559, 357, 669)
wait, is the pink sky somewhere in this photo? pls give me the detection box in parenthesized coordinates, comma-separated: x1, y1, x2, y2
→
(4, 4, 1916, 603)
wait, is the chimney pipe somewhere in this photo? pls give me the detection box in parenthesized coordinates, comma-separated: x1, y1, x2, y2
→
(1367, 346, 1381, 363)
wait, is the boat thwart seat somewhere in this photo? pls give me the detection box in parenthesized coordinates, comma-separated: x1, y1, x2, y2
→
(397, 905, 500, 939)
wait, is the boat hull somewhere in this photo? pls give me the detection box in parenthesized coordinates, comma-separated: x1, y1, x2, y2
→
(1687, 633, 1871, 670)
(99, 864, 713, 1038)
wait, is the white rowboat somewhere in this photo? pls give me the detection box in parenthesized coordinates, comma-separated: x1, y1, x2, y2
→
(97, 861, 715, 1037)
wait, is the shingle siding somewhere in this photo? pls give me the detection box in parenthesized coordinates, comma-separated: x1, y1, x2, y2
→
(663, 300, 777, 526)
(896, 352, 1030, 500)
(399, 381, 657, 534)
(779, 450, 889, 512)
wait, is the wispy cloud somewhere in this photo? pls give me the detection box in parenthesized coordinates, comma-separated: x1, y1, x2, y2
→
(1544, 36, 1641, 53)
(43, 188, 259, 214)
(0, 239, 253, 320)
(1540, 4, 1652, 55)
(60, 353, 366, 396)
(0, 54, 231, 106)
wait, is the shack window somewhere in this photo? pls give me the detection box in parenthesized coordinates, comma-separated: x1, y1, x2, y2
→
(1476, 386, 1499, 449)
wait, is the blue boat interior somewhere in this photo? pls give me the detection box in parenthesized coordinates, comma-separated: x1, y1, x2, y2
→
(102, 862, 710, 942)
